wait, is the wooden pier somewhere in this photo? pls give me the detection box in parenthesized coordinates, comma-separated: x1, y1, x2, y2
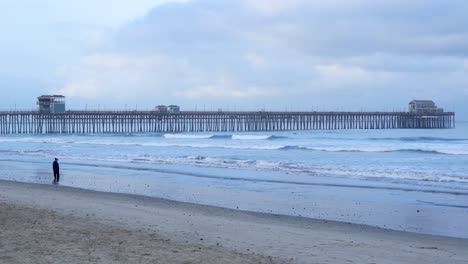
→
(0, 111, 455, 134)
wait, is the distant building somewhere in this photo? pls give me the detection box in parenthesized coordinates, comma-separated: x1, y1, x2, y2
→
(408, 100, 444, 113)
(168, 105, 180, 113)
(156, 105, 168, 112)
(37, 95, 66, 113)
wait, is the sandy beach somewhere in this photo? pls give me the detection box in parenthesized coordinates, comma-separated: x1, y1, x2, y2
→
(1, 180, 467, 264)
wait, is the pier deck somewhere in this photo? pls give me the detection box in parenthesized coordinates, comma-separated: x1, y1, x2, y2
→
(0, 111, 455, 134)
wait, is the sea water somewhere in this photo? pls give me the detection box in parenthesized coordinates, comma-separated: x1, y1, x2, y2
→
(1, 122, 467, 237)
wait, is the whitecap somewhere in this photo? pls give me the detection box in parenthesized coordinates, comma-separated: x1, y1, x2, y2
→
(163, 134, 215, 139)
(232, 135, 273, 140)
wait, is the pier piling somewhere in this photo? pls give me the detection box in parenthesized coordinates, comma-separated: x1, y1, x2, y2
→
(0, 111, 455, 134)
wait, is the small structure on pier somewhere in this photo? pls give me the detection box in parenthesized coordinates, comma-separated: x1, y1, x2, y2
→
(409, 100, 443, 114)
(156, 105, 168, 112)
(156, 105, 180, 113)
(168, 105, 180, 113)
(37, 95, 66, 113)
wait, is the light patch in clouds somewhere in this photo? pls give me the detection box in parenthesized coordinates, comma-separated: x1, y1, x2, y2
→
(57, 52, 278, 101)
(41, 0, 190, 28)
(242, 0, 369, 16)
(176, 85, 278, 99)
(244, 53, 267, 69)
(81, 53, 166, 70)
(464, 59, 468, 92)
(242, 0, 305, 16)
(340, 54, 462, 73)
(57, 53, 171, 99)
(314, 64, 394, 89)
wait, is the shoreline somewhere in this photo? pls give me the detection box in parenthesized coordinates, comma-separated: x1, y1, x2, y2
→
(1, 180, 468, 264)
(2, 158, 468, 239)
(4, 157, 468, 196)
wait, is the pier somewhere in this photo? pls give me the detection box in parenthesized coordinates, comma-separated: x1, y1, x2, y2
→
(0, 111, 455, 134)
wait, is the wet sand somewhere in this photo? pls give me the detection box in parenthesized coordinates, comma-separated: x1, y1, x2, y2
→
(1, 180, 468, 264)
(2, 159, 468, 239)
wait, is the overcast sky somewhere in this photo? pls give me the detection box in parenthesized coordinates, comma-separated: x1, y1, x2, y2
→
(0, 0, 467, 117)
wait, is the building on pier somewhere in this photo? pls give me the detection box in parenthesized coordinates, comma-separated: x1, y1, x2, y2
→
(156, 105, 180, 113)
(168, 105, 180, 113)
(409, 100, 443, 114)
(156, 105, 168, 112)
(37, 95, 66, 113)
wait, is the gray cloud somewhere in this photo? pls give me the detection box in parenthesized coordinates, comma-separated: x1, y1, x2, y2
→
(54, 0, 468, 115)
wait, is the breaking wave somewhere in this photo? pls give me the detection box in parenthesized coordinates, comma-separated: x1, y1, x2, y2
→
(158, 134, 282, 140)
(367, 136, 468, 142)
(281, 146, 468, 155)
(232, 135, 274, 140)
(163, 134, 216, 139)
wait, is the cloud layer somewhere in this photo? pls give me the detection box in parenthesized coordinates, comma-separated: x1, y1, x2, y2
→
(2, 0, 467, 114)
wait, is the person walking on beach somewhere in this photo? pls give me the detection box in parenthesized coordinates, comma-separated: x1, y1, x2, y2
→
(53, 158, 60, 182)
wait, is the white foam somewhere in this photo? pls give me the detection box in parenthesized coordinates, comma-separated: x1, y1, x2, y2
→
(232, 135, 272, 140)
(299, 146, 468, 155)
(163, 134, 215, 139)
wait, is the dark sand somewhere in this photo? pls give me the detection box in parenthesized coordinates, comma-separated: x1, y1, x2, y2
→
(1, 180, 467, 264)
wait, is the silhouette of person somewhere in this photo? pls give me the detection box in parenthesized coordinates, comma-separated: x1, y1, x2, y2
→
(53, 158, 60, 182)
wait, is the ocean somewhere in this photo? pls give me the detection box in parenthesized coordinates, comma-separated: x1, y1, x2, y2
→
(1, 122, 468, 238)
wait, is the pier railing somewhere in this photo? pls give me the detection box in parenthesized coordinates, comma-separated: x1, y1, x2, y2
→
(0, 111, 455, 134)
